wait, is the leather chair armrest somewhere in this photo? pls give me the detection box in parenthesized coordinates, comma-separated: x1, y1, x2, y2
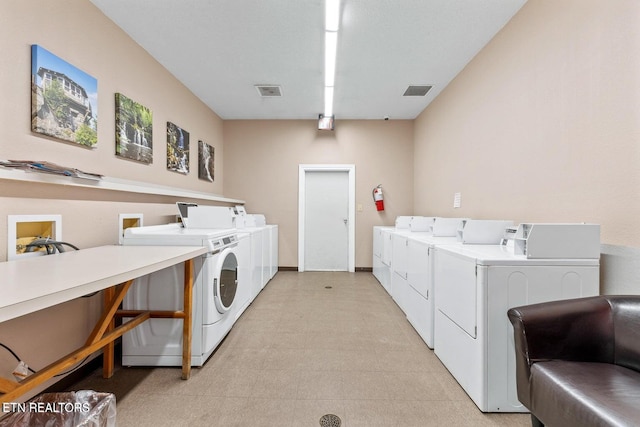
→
(508, 296, 615, 364)
(507, 296, 615, 407)
(603, 295, 640, 371)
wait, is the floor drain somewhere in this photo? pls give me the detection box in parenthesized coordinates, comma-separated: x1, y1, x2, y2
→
(325, 286, 332, 289)
(319, 414, 341, 427)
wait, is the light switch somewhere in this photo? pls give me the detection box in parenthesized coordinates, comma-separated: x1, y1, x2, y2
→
(453, 192, 461, 208)
(357, 203, 363, 212)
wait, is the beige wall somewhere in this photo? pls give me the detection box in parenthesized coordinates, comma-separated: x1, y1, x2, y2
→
(1, 0, 225, 195)
(0, 0, 228, 398)
(4, 0, 640, 399)
(414, 0, 640, 248)
(223, 120, 414, 267)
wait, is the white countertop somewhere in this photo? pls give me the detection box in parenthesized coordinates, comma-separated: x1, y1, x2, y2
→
(0, 245, 207, 323)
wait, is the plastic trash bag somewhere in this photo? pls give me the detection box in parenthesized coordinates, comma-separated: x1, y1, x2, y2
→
(0, 390, 116, 427)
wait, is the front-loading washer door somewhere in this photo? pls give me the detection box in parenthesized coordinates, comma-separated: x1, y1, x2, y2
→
(214, 248, 238, 313)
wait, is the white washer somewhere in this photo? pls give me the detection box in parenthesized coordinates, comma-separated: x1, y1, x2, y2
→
(433, 243, 599, 412)
(122, 223, 241, 366)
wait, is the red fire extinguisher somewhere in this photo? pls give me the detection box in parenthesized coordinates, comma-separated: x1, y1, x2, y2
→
(372, 184, 385, 211)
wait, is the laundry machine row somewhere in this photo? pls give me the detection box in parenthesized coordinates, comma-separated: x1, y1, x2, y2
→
(235, 215, 278, 301)
(373, 218, 601, 413)
(382, 218, 509, 348)
(121, 204, 278, 367)
(373, 216, 468, 301)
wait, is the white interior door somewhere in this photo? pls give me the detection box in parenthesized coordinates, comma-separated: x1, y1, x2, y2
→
(299, 165, 355, 272)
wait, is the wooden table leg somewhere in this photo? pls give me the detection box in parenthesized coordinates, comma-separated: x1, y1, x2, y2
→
(182, 258, 194, 380)
(0, 312, 149, 404)
(102, 286, 116, 379)
(87, 280, 133, 378)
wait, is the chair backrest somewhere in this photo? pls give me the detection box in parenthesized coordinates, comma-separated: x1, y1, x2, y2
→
(609, 295, 640, 372)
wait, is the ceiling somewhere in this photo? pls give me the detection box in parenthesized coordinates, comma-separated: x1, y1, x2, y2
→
(89, 0, 526, 120)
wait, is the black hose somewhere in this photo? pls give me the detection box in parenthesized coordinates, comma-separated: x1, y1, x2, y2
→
(25, 239, 80, 253)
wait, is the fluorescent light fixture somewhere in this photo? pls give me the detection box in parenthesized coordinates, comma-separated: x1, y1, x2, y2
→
(325, 0, 340, 31)
(321, 0, 339, 126)
(324, 86, 334, 117)
(318, 114, 335, 131)
(324, 32, 337, 87)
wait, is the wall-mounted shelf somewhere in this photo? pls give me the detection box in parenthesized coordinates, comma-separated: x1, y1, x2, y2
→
(0, 167, 245, 205)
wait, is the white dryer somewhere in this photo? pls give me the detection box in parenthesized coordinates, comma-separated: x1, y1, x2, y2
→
(433, 224, 600, 412)
(122, 223, 241, 366)
(387, 217, 467, 311)
(266, 224, 279, 281)
(405, 219, 512, 349)
(374, 217, 464, 298)
(234, 231, 252, 319)
(390, 228, 412, 310)
(234, 213, 271, 297)
(405, 233, 459, 348)
(372, 226, 395, 294)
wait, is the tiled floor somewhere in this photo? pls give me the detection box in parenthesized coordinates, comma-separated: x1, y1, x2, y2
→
(70, 271, 530, 426)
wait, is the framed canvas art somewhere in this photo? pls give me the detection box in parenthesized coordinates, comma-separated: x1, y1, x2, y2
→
(115, 93, 153, 164)
(167, 122, 189, 174)
(198, 140, 214, 182)
(31, 45, 98, 147)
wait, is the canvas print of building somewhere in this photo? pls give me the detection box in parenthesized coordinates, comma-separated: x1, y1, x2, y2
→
(31, 45, 98, 147)
(115, 93, 153, 164)
(167, 122, 189, 174)
(198, 140, 214, 182)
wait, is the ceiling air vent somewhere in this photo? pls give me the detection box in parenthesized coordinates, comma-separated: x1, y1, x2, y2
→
(255, 85, 282, 97)
(403, 85, 432, 96)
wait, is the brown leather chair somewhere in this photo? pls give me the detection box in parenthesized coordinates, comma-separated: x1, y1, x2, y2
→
(508, 295, 640, 427)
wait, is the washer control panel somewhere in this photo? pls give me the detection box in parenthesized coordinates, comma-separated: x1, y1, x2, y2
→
(207, 234, 238, 252)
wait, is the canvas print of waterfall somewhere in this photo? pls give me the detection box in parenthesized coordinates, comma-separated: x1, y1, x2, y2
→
(115, 93, 153, 164)
(31, 45, 98, 148)
(198, 140, 214, 182)
(167, 122, 190, 174)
